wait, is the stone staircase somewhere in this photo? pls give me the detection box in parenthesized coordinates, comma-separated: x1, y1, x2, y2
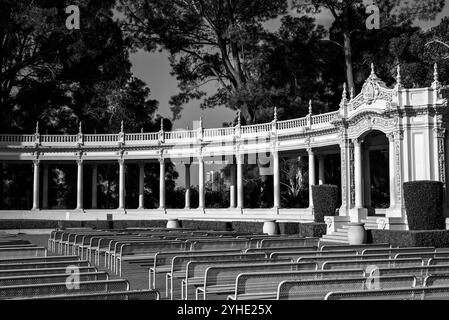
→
(320, 225, 349, 244)
(361, 216, 383, 230)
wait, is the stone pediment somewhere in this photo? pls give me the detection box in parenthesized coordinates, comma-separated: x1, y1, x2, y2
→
(347, 66, 395, 119)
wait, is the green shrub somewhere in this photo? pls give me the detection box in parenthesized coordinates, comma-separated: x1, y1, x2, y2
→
(311, 184, 339, 223)
(403, 181, 444, 230)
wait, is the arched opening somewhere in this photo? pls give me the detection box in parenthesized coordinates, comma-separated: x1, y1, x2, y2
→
(361, 130, 390, 215)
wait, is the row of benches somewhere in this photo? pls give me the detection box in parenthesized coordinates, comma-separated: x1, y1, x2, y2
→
(0, 234, 159, 300)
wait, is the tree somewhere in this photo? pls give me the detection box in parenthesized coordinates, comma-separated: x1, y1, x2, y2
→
(118, 0, 289, 124)
(292, 0, 445, 91)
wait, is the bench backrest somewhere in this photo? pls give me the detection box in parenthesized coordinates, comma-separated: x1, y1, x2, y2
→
(245, 246, 318, 255)
(259, 238, 320, 248)
(298, 254, 390, 268)
(0, 256, 80, 264)
(320, 243, 391, 253)
(0, 260, 90, 271)
(190, 239, 250, 251)
(203, 262, 320, 288)
(0, 271, 108, 287)
(0, 247, 47, 259)
(153, 249, 243, 268)
(277, 275, 416, 300)
(270, 250, 358, 261)
(171, 253, 267, 274)
(13, 289, 160, 300)
(325, 286, 449, 300)
(362, 247, 436, 256)
(0, 279, 129, 299)
(235, 269, 366, 299)
(424, 275, 449, 287)
(322, 258, 424, 270)
(0, 266, 97, 278)
(120, 241, 188, 257)
(428, 257, 449, 266)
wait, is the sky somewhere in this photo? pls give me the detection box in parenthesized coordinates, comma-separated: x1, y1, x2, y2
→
(128, 1, 449, 185)
(129, 1, 449, 131)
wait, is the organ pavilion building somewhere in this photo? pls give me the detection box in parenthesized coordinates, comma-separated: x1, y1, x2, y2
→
(0, 64, 447, 236)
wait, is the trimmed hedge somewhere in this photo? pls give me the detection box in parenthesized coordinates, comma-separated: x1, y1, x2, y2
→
(369, 229, 449, 248)
(312, 184, 339, 223)
(403, 181, 444, 230)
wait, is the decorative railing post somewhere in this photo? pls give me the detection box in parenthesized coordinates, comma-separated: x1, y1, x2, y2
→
(159, 118, 165, 143)
(77, 121, 84, 147)
(272, 106, 278, 133)
(34, 122, 41, 147)
(307, 100, 312, 128)
(197, 116, 203, 142)
(118, 121, 125, 147)
(339, 83, 348, 119)
(235, 110, 241, 139)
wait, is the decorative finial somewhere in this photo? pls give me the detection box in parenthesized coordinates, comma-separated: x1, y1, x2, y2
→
(160, 118, 164, 131)
(350, 87, 355, 100)
(371, 63, 375, 76)
(274, 106, 278, 121)
(35, 121, 39, 134)
(237, 110, 241, 127)
(340, 83, 348, 107)
(308, 100, 312, 115)
(199, 116, 203, 129)
(120, 120, 124, 133)
(78, 121, 82, 134)
(432, 63, 440, 89)
(396, 64, 402, 87)
(141, 128, 144, 134)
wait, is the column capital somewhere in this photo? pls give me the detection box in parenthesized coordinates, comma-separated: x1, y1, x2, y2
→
(236, 154, 244, 164)
(158, 157, 165, 165)
(76, 159, 84, 166)
(91, 163, 98, 169)
(118, 158, 125, 166)
(352, 137, 363, 146)
(138, 162, 145, 169)
(433, 127, 446, 138)
(307, 147, 314, 155)
(33, 159, 40, 166)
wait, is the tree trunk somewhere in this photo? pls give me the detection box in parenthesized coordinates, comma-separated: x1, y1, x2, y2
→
(343, 31, 355, 92)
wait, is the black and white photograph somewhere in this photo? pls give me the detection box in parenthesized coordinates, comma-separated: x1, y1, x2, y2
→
(1, 0, 449, 308)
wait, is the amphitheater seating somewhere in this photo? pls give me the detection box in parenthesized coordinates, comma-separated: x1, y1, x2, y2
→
(276, 276, 417, 300)
(0, 247, 47, 259)
(325, 286, 449, 300)
(16, 228, 449, 300)
(227, 269, 366, 300)
(190, 261, 318, 300)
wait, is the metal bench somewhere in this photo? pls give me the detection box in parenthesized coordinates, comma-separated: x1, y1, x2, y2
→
(116, 241, 189, 276)
(362, 247, 436, 256)
(277, 275, 416, 300)
(322, 258, 424, 270)
(428, 257, 449, 266)
(320, 244, 391, 253)
(149, 249, 243, 290)
(245, 246, 319, 255)
(371, 265, 449, 286)
(0, 260, 90, 271)
(0, 255, 80, 264)
(0, 247, 47, 259)
(270, 249, 358, 261)
(190, 239, 250, 251)
(0, 279, 130, 299)
(193, 261, 317, 300)
(423, 275, 449, 287)
(259, 237, 320, 248)
(298, 254, 390, 268)
(0, 271, 108, 286)
(325, 286, 449, 300)
(166, 253, 267, 300)
(228, 269, 366, 300)
(0, 266, 97, 278)
(11, 289, 160, 300)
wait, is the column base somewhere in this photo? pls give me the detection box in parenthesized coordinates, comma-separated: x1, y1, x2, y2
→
(31, 207, 40, 211)
(167, 219, 180, 229)
(75, 208, 85, 213)
(349, 207, 368, 222)
(324, 216, 351, 234)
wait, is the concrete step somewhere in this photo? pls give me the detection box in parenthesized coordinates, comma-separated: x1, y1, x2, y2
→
(336, 228, 349, 233)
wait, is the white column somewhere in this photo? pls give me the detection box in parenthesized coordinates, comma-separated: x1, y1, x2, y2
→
(42, 164, 49, 209)
(230, 164, 237, 208)
(159, 159, 165, 209)
(388, 134, 396, 208)
(308, 148, 315, 208)
(184, 163, 191, 209)
(273, 150, 281, 208)
(32, 160, 40, 210)
(318, 155, 325, 185)
(76, 160, 84, 210)
(91, 164, 98, 209)
(353, 139, 363, 208)
(237, 155, 244, 209)
(138, 163, 145, 209)
(198, 157, 205, 209)
(118, 159, 125, 210)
